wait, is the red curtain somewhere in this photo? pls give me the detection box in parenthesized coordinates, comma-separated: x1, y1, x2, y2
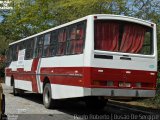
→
(57, 30, 66, 55)
(75, 28, 84, 54)
(120, 24, 146, 53)
(95, 22, 119, 51)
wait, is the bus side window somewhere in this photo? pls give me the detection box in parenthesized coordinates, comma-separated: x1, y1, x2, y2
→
(43, 33, 51, 57)
(25, 39, 35, 59)
(75, 24, 85, 54)
(11, 45, 15, 61)
(35, 35, 44, 58)
(56, 29, 66, 56)
(66, 21, 85, 55)
(65, 26, 72, 55)
(50, 31, 58, 56)
(5, 47, 12, 67)
(16, 44, 19, 60)
(19, 42, 24, 50)
(69, 26, 77, 54)
(11, 44, 19, 61)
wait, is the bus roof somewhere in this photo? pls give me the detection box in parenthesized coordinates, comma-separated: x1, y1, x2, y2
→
(9, 14, 155, 46)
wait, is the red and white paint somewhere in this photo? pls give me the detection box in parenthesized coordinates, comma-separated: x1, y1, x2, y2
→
(5, 14, 157, 99)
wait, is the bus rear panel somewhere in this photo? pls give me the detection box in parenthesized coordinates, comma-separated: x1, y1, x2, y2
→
(84, 15, 157, 98)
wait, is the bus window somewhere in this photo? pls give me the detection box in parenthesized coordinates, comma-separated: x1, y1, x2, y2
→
(56, 29, 66, 56)
(35, 36, 44, 58)
(139, 29, 152, 55)
(6, 46, 12, 66)
(66, 21, 85, 55)
(25, 38, 35, 59)
(94, 21, 152, 55)
(70, 27, 76, 54)
(16, 44, 19, 60)
(50, 31, 58, 56)
(43, 33, 51, 57)
(75, 24, 84, 54)
(19, 42, 24, 50)
(119, 24, 147, 54)
(11, 44, 19, 61)
(94, 21, 119, 52)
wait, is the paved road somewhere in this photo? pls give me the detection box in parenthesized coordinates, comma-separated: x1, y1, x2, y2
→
(2, 84, 160, 120)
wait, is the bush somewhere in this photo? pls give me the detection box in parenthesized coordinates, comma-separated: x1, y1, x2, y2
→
(158, 72, 160, 80)
(154, 94, 160, 104)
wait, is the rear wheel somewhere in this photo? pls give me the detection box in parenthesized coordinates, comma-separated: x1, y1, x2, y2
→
(13, 80, 19, 96)
(1, 94, 5, 114)
(43, 83, 53, 109)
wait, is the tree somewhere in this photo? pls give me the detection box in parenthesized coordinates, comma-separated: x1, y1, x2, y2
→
(0, 0, 159, 59)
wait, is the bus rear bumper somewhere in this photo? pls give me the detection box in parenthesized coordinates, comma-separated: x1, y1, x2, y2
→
(84, 88, 156, 98)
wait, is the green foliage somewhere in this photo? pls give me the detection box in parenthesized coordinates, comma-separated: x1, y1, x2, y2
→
(138, 89, 160, 108)
(0, 0, 159, 106)
(147, 94, 160, 107)
(0, 0, 159, 60)
(50, 0, 128, 24)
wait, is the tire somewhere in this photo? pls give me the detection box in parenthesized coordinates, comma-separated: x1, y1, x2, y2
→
(1, 94, 5, 114)
(13, 81, 19, 96)
(43, 83, 53, 109)
(85, 97, 106, 110)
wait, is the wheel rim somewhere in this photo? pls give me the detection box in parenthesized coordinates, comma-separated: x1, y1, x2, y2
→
(44, 88, 50, 104)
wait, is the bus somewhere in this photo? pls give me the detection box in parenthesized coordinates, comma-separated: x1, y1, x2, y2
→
(5, 14, 157, 109)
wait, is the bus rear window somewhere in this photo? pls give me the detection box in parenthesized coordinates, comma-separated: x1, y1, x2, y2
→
(94, 20, 153, 55)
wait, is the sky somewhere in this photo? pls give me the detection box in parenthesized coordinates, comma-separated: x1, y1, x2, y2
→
(0, 0, 13, 22)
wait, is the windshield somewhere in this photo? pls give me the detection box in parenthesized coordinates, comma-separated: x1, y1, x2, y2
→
(94, 20, 153, 55)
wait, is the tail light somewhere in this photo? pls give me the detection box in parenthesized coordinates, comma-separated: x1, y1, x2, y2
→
(119, 82, 131, 87)
(93, 80, 106, 86)
(93, 80, 114, 86)
(135, 82, 154, 88)
(136, 82, 141, 88)
(107, 81, 114, 86)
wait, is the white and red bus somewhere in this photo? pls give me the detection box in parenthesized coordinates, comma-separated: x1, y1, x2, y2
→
(5, 14, 157, 109)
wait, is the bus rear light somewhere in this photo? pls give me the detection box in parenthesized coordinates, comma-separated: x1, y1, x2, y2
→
(94, 16, 97, 19)
(141, 83, 154, 88)
(98, 69, 104, 73)
(125, 83, 131, 87)
(93, 80, 106, 86)
(150, 72, 155, 76)
(119, 82, 131, 87)
(136, 82, 154, 88)
(107, 81, 114, 86)
(93, 80, 100, 85)
(136, 82, 141, 88)
(93, 80, 114, 87)
(126, 71, 131, 74)
(79, 79, 83, 83)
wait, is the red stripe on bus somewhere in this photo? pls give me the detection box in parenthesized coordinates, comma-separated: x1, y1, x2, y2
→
(31, 58, 39, 92)
(5, 67, 157, 91)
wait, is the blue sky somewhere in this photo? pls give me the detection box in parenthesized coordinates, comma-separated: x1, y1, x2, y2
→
(0, 16, 3, 22)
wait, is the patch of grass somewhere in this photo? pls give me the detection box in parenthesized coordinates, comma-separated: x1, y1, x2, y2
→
(158, 72, 160, 83)
(138, 85, 160, 109)
(153, 94, 160, 104)
(140, 94, 160, 109)
(157, 79, 160, 84)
